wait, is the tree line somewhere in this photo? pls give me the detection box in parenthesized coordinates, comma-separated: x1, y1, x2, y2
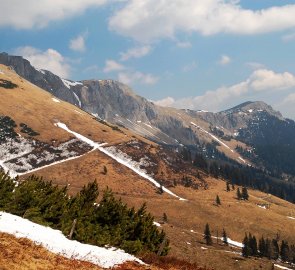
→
(188, 150, 295, 203)
(203, 223, 295, 264)
(0, 172, 169, 255)
(242, 233, 295, 264)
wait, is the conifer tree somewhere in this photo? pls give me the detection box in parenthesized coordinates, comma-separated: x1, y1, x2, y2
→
(204, 223, 212, 245)
(216, 195, 221, 205)
(222, 228, 228, 245)
(272, 239, 280, 260)
(242, 187, 249, 200)
(280, 240, 290, 262)
(163, 213, 168, 223)
(237, 188, 242, 200)
(158, 185, 164, 194)
(249, 235, 258, 256)
(259, 236, 266, 257)
(242, 234, 250, 257)
(226, 181, 231, 192)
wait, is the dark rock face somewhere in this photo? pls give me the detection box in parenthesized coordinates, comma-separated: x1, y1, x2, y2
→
(0, 52, 198, 145)
(0, 52, 78, 105)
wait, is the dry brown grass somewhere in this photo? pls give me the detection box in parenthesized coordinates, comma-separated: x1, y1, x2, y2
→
(0, 233, 104, 270)
(119, 178, 295, 270)
(1, 65, 295, 269)
(0, 64, 146, 145)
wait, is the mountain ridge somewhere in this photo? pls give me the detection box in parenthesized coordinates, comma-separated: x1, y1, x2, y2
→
(2, 52, 295, 182)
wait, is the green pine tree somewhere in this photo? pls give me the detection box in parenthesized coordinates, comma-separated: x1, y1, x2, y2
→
(242, 234, 251, 257)
(242, 187, 249, 200)
(226, 181, 231, 192)
(237, 188, 242, 200)
(216, 195, 221, 205)
(204, 223, 212, 245)
(222, 228, 228, 245)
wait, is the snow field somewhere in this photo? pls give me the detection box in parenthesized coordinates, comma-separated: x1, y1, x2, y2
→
(0, 212, 142, 268)
(55, 122, 186, 201)
(52, 98, 60, 103)
(62, 78, 82, 89)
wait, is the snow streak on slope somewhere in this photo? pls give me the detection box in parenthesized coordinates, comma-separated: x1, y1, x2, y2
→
(73, 92, 82, 107)
(52, 98, 60, 103)
(62, 79, 82, 89)
(0, 212, 142, 268)
(274, 264, 294, 270)
(190, 122, 247, 164)
(190, 122, 232, 151)
(55, 122, 186, 201)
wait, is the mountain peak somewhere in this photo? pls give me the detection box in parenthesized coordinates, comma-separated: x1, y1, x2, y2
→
(224, 101, 283, 119)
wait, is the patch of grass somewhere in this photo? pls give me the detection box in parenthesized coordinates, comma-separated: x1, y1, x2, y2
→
(20, 123, 40, 136)
(0, 79, 17, 89)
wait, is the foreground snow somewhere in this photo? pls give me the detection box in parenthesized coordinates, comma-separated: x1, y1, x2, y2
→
(55, 122, 186, 201)
(274, 264, 294, 270)
(0, 212, 142, 268)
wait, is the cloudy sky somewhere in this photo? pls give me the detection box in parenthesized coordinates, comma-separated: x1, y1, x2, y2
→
(1, 0, 295, 119)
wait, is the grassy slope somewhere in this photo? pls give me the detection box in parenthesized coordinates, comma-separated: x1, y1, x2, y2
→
(121, 178, 295, 270)
(0, 233, 104, 270)
(1, 65, 294, 270)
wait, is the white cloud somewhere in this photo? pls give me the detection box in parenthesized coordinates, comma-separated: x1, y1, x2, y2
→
(83, 65, 100, 74)
(109, 1, 295, 43)
(246, 62, 265, 70)
(155, 69, 295, 114)
(14, 46, 71, 78)
(218, 55, 231, 66)
(182, 61, 197, 72)
(120, 45, 152, 61)
(0, 0, 107, 29)
(276, 93, 295, 119)
(118, 71, 158, 85)
(103, 60, 126, 73)
(69, 32, 88, 52)
(154, 97, 175, 107)
(249, 69, 295, 91)
(176, 41, 192, 48)
(282, 32, 295, 42)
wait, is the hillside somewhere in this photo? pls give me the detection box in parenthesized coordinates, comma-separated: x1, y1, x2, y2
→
(2, 52, 295, 186)
(0, 63, 295, 270)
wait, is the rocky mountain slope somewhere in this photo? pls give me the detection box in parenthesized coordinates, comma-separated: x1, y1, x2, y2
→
(1, 63, 295, 270)
(2, 52, 295, 185)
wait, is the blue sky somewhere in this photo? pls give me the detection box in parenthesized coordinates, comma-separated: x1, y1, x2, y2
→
(1, 0, 295, 119)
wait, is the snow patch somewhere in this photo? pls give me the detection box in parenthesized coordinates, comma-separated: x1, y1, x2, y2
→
(227, 237, 243, 248)
(0, 212, 142, 268)
(55, 122, 186, 201)
(73, 92, 82, 107)
(62, 79, 83, 89)
(238, 156, 246, 164)
(287, 216, 295, 220)
(274, 264, 293, 270)
(0, 69, 4, 74)
(201, 247, 208, 250)
(257, 205, 267, 210)
(153, 222, 161, 227)
(74, 110, 83, 115)
(52, 98, 60, 103)
(191, 122, 231, 150)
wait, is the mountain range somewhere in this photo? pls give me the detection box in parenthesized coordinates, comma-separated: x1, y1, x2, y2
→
(0, 52, 295, 270)
(1, 52, 295, 181)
